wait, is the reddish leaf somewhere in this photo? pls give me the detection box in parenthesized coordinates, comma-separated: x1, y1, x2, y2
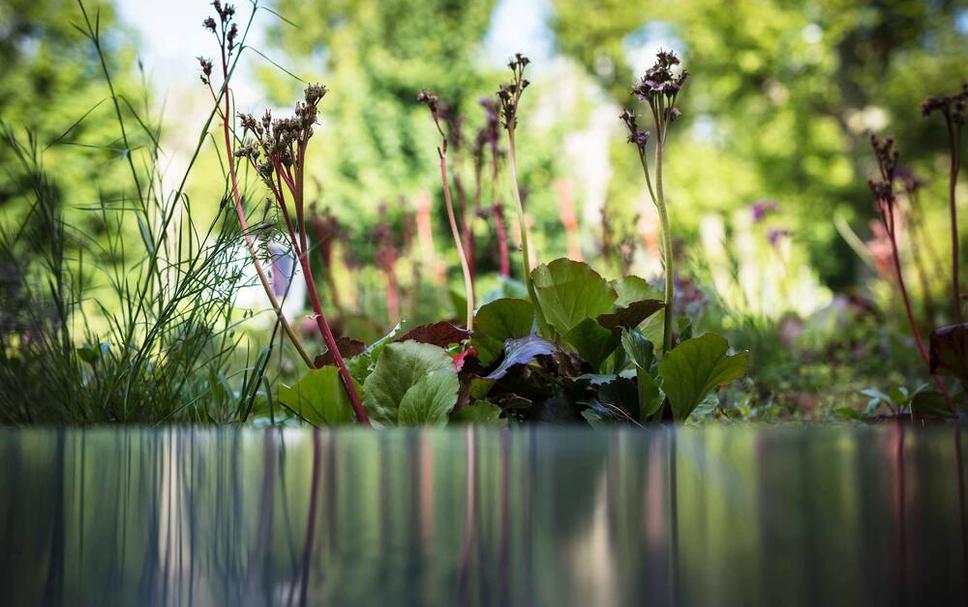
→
(397, 321, 471, 347)
(314, 337, 366, 367)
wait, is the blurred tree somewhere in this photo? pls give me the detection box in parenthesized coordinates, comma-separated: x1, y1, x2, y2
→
(0, 0, 143, 248)
(553, 0, 968, 287)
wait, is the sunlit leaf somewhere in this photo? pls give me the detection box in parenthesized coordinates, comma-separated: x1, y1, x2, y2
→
(532, 258, 616, 336)
(363, 341, 458, 424)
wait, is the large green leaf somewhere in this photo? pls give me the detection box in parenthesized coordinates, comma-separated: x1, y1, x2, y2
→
(471, 298, 535, 365)
(363, 341, 458, 424)
(531, 258, 616, 336)
(397, 369, 460, 425)
(278, 365, 357, 425)
(658, 333, 749, 421)
(564, 317, 620, 372)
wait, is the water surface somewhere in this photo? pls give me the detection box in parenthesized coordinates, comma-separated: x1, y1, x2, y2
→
(1, 425, 965, 606)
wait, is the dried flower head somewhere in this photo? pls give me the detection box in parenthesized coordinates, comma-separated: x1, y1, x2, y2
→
(922, 83, 968, 124)
(497, 54, 531, 131)
(620, 108, 650, 152)
(867, 133, 899, 207)
(197, 56, 214, 85)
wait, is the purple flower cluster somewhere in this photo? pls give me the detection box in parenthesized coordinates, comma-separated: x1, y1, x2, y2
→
(632, 50, 689, 105)
(751, 200, 780, 223)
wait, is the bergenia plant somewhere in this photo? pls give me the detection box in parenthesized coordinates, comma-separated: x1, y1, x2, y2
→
(497, 54, 546, 330)
(621, 49, 688, 354)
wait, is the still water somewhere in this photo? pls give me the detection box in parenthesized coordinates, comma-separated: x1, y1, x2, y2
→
(1, 425, 965, 606)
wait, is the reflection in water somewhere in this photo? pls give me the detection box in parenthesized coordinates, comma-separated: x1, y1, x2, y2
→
(1, 426, 965, 606)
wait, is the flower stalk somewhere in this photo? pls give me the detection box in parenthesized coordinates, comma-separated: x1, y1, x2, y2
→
(923, 86, 967, 323)
(497, 54, 548, 331)
(419, 91, 475, 331)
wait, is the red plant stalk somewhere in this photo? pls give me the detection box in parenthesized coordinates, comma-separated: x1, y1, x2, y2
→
(492, 203, 511, 279)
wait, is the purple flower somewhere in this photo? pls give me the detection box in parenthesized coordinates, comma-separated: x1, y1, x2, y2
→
(751, 200, 779, 223)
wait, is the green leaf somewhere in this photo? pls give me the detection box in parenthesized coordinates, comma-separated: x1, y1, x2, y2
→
(531, 258, 616, 336)
(658, 333, 749, 421)
(278, 365, 357, 425)
(637, 371, 665, 420)
(363, 341, 458, 424)
(397, 368, 460, 426)
(471, 298, 535, 365)
(564, 317, 620, 371)
(451, 400, 505, 425)
(621, 329, 655, 369)
(621, 330, 663, 421)
(611, 276, 663, 307)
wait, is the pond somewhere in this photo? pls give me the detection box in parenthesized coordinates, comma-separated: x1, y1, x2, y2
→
(1, 425, 965, 606)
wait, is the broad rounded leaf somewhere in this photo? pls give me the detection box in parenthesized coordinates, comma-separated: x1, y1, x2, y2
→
(363, 341, 458, 424)
(278, 365, 357, 425)
(397, 368, 460, 426)
(471, 298, 535, 365)
(658, 333, 749, 421)
(531, 258, 616, 336)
